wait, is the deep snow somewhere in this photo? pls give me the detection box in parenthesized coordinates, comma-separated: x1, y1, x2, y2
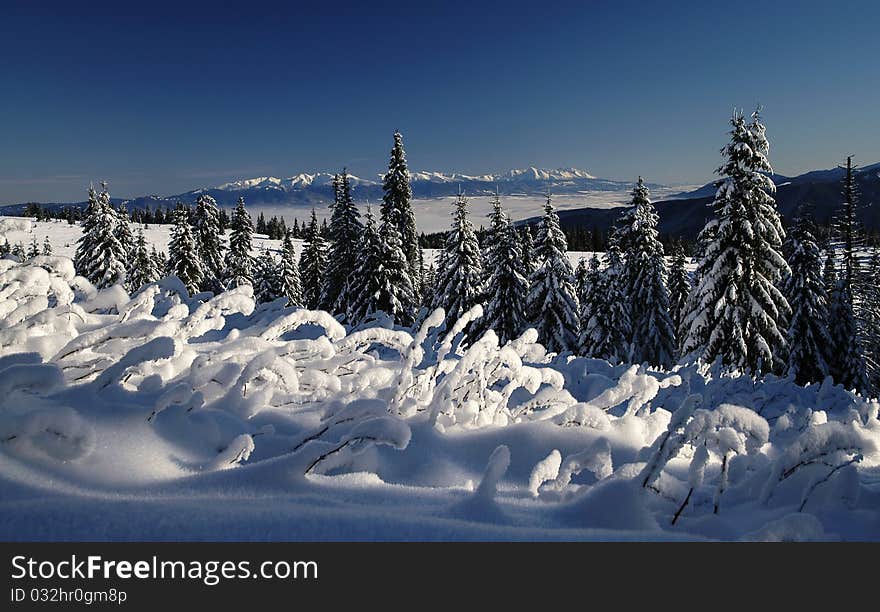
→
(0, 233, 878, 541)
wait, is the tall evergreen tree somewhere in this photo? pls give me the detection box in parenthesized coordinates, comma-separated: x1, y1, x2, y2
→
(224, 197, 255, 289)
(827, 157, 870, 393)
(73, 186, 101, 279)
(519, 225, 536, 278)
(127, 229, 158, 292)
(580, 237, 631, 362)
(784, 214, 832, 385)
(863, 250, 880, 391)
(279, 231, 303, 308)
(346, 207, 415, 326)
(620, 178, 676, 367)
(193, 194, 225, 291)
(668, 241, 691, 339)
(254, 249, 284, 303)
(115, 202, 134, 257)
(681, 110, 790, 374)
(381, 131, 420, 297)
(432, 192, 484, 330)
(322, 170, 363, 314)
(167, 203, 204, 295)
(75, 183, 127, 288)
(525, 195, 580, 353)
(574, 257, 589, 301)
(476, 195, 528, 344)
(299, 209, 327, 310)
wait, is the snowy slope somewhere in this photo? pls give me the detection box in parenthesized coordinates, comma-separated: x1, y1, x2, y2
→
(0, 253, 879, 541)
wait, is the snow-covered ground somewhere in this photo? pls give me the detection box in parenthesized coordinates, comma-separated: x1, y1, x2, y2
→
(0, 216, 602, 271)
(0, 248, 879, 541)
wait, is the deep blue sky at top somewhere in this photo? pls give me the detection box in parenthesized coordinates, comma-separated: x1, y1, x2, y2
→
(1, 0, 878, 202)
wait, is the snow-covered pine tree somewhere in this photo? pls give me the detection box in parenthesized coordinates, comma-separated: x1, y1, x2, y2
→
(76, 182, 127, 289)
(167, 203, 204, 295)
(299, 209, 327, 310)
(27, 237, 39, 259)
(421, 262, 436, 308)
(115, 202, 134, 257)
(574, 257, 589, 300)
(41, 236, 52, 256)
(477, 195, 528, 344)
(224, 196, 254, 289)
(432, 192, 484, 331)
(374, 209, 417, 326)
(381, 131, 420, 298)
(279, 230, 303, 308)
(863, 250, 880, 390)
(127, 228, 157, 292)
(151, 246, 166, 278)
(580, 235, 631, 362)
(525, 195, 580, 353)
(346, 207, 382, 324)
(668, 242, 691, 340)
(828, 284, 868, 393)
(254, 249, 284, 304)
(193, 193, 225, 292)
(321, 170, 363, 314)
(784, 213, 832, 385)
(620, 178, 676, 368)
(345, 206, 415, 326)
(11, 242, 25, 259)
(826, 157, 870, 393)
(73, 186, 101, 279)
(680, 109, 790, 374)
(519, 225, 536, 278)
(822, 238, 837, 299)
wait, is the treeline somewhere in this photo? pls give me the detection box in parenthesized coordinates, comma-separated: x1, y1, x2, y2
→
(51, 118, 880, 396)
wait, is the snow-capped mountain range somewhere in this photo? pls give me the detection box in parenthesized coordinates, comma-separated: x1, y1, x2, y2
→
(213, 167, 603, 193)
(101, 167, 646, 211)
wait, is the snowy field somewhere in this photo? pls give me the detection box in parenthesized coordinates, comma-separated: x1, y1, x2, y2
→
(0, 216, 601, 271)
(1, 243, 879, 540)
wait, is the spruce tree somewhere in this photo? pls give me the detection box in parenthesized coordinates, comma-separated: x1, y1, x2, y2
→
(346, 207, 415, 326)
(41, 236, 52, 256)
(525, 195, 580, 353)
(481, 199, 529, 344)
(432, 192, 484, 331)
(681, 110, 790, 374)
(321, 170, 363, 314)
(27, 237, 39, 259)
(167, 203, 204, 295)
(381, 131, 420, 297)
(620, 178, 676, 368)
(519, 225, 536, 278)
(193, 194, 225, 292)
(421, 262, 436, 308)
(826, 157, 870, 393)
(574, 257, 589, 301)
(279, 231, 303, 308)
(346, 208, 383, 324)
(668, 241, 691, 339)
(115, 202, 134, 257)
(784, 214, 832, 385)
(75, 183, 127, 288)
(127, 229, 157, 292)
(254, 249, 284, 304)
(299, 209, 327, 310)
(73, 186, 101, 279)
(580, 236, 631, 362)
(224, 197, 254, 289)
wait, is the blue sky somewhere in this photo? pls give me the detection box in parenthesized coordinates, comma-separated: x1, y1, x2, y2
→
(1, 0, 878, 203)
